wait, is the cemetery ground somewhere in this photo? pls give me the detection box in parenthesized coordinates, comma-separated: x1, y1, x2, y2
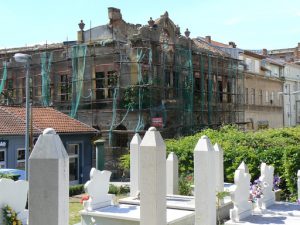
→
(2, 125, 300, 225)
(69, 186, 129, 225)
(69, 196, 82, 225)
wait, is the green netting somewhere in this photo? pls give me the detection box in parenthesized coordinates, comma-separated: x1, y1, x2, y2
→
(41, 52, 53, 106)
(208, 55, 212, 124)
(109, 86, 119, 145)
(175, 46, 194, 133)
(0, 62, 7, 95)
(134, 48, 146, 132)
(70, 44, 87, 118)
(200, 54, 205, 125)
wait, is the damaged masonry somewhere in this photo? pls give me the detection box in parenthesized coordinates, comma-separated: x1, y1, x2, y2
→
(0, 8, 244, 175)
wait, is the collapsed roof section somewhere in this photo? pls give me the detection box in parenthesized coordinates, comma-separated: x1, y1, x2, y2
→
(81, 8, 227, 57)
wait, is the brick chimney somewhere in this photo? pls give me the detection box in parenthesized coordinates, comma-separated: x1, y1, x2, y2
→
(205, 36, 211, 43)
(229, 41, 237, 48)
(262, 48, 268, 56)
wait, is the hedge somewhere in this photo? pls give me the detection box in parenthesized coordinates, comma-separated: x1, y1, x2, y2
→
(166, 125, 300, 200)
(118, 125, 300, 199)
(69, 184, 130, 197)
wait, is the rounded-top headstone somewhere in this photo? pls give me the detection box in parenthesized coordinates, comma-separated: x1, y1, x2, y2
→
(298, 170, 300, 177)
(43, 128, 56, 135)
(148, 127, 157, 131)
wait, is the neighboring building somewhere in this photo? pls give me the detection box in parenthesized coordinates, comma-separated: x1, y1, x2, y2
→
(0, 106, 98, 184)
(282, 63, 300, 126)
(200, 36, 284, 130)
(255, 47, 300, 127)
(241, 51, 283, 129)
(269, 43, 300, 64)
(0, 8, 244, 174)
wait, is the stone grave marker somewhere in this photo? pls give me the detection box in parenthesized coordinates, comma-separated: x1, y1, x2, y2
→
(228, 162, 252, 223)
(79, 127, 194, 225)
(0, 178, 29, 224)
(130, 133, 141, 197)
(140, 127, 167, 225)
(166, 152, 179, 195)
(194, 135, 216, 225)
(237, 161, 249, 173)
(214, 143, 224, 204)
(29, 128, 69, 225)
(83, 168, 113, 211)
(258, 163, 275, 209)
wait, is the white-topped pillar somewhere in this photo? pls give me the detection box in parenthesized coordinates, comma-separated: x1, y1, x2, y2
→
(29, 128, 69, 225)
(140, 127, 166, 225)
(166, 152, 179, 195)
(194, 135, 216, 225)
(130, 133, 141, 197)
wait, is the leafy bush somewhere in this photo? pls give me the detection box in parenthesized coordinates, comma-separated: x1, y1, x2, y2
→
(109, 184, 130, 195)
(119, 154, 130, 171)
(69, 184, 85, 197)
(165, 125, 300, 200)
(118, 125, 300, 200)
(0, 173, 20, 181)
(178, 174, 193, 196)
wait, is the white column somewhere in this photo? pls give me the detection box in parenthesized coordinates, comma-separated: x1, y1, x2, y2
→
(130, 133, 141, 197)
(29, 128, 69, 225)
(214, 143, 224, 194)
(194, 135, 216, 225)
(166, 152, 179, 195)
(298, 170, 300, 201)
(140, 127, 166, 225)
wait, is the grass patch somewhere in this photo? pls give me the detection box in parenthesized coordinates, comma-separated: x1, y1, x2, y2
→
(69, 197, 83, 225)
(68, 192, 130, 224)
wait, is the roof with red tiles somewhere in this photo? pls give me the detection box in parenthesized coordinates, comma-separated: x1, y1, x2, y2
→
(210, 40, 231, 48)
(0, 106, 98, 135)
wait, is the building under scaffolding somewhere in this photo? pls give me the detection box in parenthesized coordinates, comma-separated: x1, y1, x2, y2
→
(0, 8, 244, 175)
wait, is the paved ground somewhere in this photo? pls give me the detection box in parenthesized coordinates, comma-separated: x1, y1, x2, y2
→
(225, 202, 300, 225)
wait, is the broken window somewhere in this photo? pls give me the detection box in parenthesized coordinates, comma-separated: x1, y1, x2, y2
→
(60, 74, 70, 101)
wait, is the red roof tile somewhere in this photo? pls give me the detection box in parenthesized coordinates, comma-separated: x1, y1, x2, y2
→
(0, 106, 98, 135)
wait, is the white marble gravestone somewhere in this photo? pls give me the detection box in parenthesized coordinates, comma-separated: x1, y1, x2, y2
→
(79, 127, 194, 225)
(166, 152, 179, 195)
(130, 133, 141, 197)
(237, 161, 249, 173)
(83, 168, 113, 211)
(29, 128, 69, 225)
(194, 135, 216, 225)
(0, 178, 28, 224)
(214, 143, 224, 203)
(258, 163, 275, 209)
(227, 162, 252, 223)
(140, 127, 167, 225)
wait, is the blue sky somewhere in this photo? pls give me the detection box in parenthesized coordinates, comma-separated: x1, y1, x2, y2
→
(1, 0, 300, 50)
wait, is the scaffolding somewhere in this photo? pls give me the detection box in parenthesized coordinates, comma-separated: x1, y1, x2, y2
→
(0, 39, 244, 177)
(0, 40, 244, 140)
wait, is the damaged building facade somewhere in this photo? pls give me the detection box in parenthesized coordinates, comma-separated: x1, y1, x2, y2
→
(0, 8, 244, 175)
